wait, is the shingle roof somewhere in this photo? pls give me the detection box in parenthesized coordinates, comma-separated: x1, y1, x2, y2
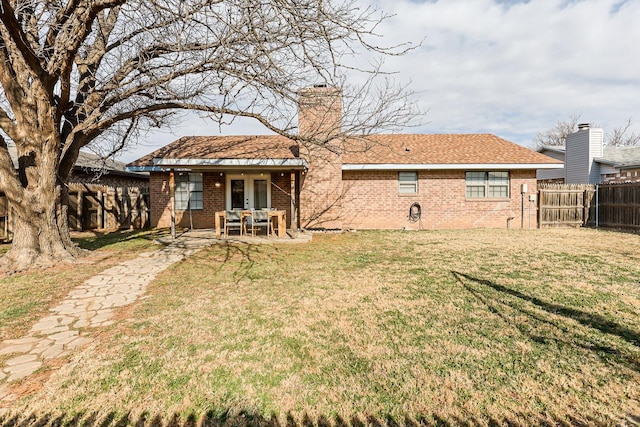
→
(128, 133, 562, 168)
(537, 144, 640, 168)
(600, 146, 640, 167)
(128, 135, 300, 167)
(343, 134, 561, 165)
(6, 142, 146, 178)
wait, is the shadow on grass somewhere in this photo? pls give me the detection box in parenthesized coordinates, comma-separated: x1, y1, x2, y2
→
(72, 229, 170, 251)
(0, 410, 632, 427)
(452, 271, 640, 372)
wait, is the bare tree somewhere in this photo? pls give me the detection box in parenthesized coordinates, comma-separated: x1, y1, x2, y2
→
(533, 115, 581, 148)
(0, 0, 419, 271)
(535, 116, 640, 148)
(607, 118, 640, 147)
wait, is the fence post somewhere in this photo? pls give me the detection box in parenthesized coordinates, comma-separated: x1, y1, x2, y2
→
(596, 184, 600, 228)
(537, 190, 542, 228)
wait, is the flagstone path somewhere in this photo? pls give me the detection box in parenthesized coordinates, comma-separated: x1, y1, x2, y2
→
(0, 234, 216, 406)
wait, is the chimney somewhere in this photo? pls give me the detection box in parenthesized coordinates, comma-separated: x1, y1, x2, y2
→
(565, 123, 603, 184)
(298, 85, 343, 141)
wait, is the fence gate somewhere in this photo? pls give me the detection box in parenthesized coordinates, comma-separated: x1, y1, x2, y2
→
(538, 184, 595, 228)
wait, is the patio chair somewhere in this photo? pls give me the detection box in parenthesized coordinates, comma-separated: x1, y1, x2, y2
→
(249, 209, 270, 237)
(224, 210, 243, 236)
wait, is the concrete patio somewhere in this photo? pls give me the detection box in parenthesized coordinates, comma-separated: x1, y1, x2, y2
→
(154, 228, 313, 247)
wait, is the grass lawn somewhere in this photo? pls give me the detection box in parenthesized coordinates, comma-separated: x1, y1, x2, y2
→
(0, 229, 166, 342)
(2, 228, 640, 426)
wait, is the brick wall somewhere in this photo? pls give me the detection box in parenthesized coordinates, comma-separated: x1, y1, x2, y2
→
(150, 171, 293, 229)
(150, 171, 225, 228)
(298, 86, 342, 141)
(602, 168, 640, 183)
(299, 147, 344, 229)
(297, 86, 344, 229)
(341, 169, 539, 229)
(270, 172, 293, 226)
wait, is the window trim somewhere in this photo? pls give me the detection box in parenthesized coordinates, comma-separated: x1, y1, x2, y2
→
(465, 171, 510, 199)
(175, 172, 204, 210)
(398, 171, 418, 194)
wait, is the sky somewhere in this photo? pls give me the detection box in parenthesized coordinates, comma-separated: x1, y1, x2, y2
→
(119, 0, 640, 162)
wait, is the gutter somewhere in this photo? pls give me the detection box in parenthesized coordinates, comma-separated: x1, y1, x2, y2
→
(128, 157, 309, 172)
(342, 163, 564, 171)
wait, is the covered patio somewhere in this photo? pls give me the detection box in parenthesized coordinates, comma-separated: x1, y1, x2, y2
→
(127, 136, 308, 237)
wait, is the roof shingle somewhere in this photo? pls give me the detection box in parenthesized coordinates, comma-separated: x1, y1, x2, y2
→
(128, 133, 561, 167)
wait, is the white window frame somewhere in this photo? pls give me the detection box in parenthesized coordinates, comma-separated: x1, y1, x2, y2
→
(398, 171, 418, 194)
(465, 171, 510, 199)
(175, 172, 203, 210)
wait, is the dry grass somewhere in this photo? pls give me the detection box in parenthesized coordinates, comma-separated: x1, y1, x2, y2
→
(3, 228, 640, 426)
(0, 229, 165, 341)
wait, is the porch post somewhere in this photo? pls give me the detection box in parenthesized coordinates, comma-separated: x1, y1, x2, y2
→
(169, 169, 176, 239)
(295, 170, 301, 230)
(290, 171, 296, 230)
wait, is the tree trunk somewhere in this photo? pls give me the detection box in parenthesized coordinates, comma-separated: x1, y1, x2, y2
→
(1, 184, 83, 273)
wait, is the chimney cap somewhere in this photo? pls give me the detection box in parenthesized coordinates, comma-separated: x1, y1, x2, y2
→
(578, 123, 591, 130)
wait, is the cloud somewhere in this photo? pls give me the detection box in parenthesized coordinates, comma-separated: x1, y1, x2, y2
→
(371, 0, 640, 144)
(123, 0, 640, 161)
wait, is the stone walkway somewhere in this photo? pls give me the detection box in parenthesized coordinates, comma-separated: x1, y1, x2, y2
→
(0, 233, 217, 405)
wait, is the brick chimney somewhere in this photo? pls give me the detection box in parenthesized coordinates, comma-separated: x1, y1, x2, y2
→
(298, 85, 343, 141)
(298, 85, 345, 229)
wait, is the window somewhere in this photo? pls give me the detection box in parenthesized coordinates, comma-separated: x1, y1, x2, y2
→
(399, 171, 418, 194)
(253, 179, 268, 209)
(175, 172, 203, 210)
(465, 171, 509, 198)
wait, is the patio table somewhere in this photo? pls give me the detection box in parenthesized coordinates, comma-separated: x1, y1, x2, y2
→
(215, 210, 285, 238)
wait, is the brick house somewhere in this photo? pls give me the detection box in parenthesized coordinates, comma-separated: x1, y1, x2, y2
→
(128, 86, 561, 231)
(537, 124, 640, 184)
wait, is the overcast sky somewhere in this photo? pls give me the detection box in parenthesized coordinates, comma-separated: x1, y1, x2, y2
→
(120, 0, 640, 162)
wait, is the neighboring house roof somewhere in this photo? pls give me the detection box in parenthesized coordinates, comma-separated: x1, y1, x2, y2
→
(537, 144, 640, 169)
(128, 133, 562, 171)
(74, 151, 148, 178)
(598, 146, 640, 169)
(6, 142, 147, 179)
(538, 145, 567, 155)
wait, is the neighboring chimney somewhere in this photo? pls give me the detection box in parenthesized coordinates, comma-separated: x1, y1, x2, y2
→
(565, 124, 604, 184)
(297, 85, 343, 141)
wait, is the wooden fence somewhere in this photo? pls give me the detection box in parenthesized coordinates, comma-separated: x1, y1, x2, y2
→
(1, 185, 149, 242)
(538, 184, 595, 228)
(538, 182, 640, 230)
(596, 183, 640, 230)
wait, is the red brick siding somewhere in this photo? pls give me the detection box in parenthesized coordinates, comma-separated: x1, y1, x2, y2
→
(341, 169, 538, 229)
(299, 150, 344, 229)
(270, 172, 292, 226)
(602, 168, 640, 183)
(150, 169, 538, 230)
(150, 171, 225, 228)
